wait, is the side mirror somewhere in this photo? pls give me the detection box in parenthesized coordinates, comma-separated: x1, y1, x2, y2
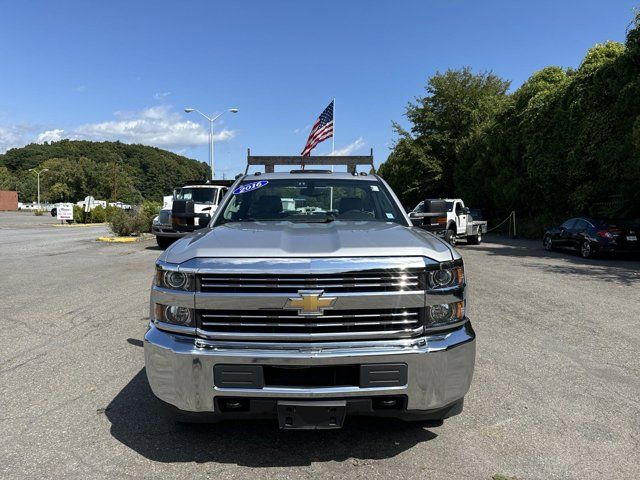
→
(462, 207, 470, 214)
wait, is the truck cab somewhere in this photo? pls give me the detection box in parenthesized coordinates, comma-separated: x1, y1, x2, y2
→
(447, 199, 469, 236)
(443, 198, 487, 246)
(152, 181, 232, 249)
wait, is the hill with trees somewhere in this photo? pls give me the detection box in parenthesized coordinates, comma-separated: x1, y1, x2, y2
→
(379, 13, 640, 234)
(0, 140, 210, 204)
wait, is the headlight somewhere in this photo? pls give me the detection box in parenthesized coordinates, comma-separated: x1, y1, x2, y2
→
(427, 266, 464, 289)
(426, 301, 465, 327)
(152, 215, 160, 226)
(155, 266, 194, 291)
(155, 304, 194, 326)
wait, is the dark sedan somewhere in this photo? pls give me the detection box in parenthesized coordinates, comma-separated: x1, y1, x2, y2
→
(543, 217, 640, 258)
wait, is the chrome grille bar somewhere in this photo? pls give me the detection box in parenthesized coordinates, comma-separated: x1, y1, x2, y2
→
(198, 271, 423, 294)
(201, 320, 418, 328)
(197, 308, 424, 342)
(195, 326, 424, 342)
(201, 311, 418, 320)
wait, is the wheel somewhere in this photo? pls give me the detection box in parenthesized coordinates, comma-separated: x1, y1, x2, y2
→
(543, 235, 554, 251)
(444, 228, 457, 246)
(468, 230, 482, 245)
(156, 236, 175, 249)
(580, 240, 593, 259)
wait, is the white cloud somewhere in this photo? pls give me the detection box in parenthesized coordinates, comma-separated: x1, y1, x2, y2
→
(293, 124, 311, 135)
(0, 106, 237, 153)
(330, 137, 365, 156)
(153, 91, 171, 99)
(0, 125, 33, 153)
(76, 85, 86, 93)
(72, 106, 237, 147)
(36, 129, 65, 143)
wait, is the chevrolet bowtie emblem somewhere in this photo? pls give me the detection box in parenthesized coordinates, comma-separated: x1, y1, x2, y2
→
(284, 290, 337, 316)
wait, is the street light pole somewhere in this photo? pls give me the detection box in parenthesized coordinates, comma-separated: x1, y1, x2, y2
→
(209, 118, 214, 181)
(28, 168, 49, 209)
(184, 107, 238, 179)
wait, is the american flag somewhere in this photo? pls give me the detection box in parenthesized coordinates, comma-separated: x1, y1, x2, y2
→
(301, 100, 334, 156)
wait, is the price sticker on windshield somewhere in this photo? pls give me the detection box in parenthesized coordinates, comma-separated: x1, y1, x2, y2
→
(233, 180, 268, 195)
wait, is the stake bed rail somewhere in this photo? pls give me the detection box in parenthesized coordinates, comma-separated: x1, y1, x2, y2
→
(245, 148, 375, 174)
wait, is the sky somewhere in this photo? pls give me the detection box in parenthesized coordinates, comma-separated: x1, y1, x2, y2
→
(0, 0, 638, 177)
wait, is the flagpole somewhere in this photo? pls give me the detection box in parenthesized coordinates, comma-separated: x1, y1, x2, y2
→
(331, 98, 335, 174)
(330, 98, 335, 211)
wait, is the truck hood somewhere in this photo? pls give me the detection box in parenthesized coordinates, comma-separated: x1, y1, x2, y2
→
(161, 221, 456, 264)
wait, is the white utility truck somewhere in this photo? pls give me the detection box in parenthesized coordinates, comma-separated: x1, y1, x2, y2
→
(409, 198, 487, 246)
(152, 180, 232, 249)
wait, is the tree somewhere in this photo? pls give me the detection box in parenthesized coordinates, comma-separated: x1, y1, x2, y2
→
(380, 67, 510, 205)
(377, 124, 442, 208)
(48, 182, 72, 202)
(380, 13, 640, 231)
(0, 165, 15, 190)
(0, 140, 210, 204)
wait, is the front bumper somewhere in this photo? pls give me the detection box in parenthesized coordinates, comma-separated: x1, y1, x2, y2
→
(152, 225, 185, 238)
(144, 321, 476, 419)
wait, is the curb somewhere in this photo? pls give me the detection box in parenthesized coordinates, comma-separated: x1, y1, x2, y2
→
(96, 236, 140, 243)
(53, 223, 109, 228)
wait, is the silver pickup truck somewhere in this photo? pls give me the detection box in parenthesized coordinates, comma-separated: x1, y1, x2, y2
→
(144, 154, 475, 429)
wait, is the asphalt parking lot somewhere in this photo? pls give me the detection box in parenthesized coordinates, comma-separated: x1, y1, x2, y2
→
(1, 211, 638, 479)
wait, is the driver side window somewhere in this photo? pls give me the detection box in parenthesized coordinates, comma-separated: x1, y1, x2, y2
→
(561, 219, 577, 229)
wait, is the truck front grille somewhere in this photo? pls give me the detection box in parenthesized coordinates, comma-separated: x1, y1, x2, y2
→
(197, 308, 423, 342)
(158, 210, 171, 224)
(198, 270, 423, 294)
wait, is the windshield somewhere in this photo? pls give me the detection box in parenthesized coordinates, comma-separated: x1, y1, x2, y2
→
(215, 178, 406, 225)
(175, 187, 218, 204)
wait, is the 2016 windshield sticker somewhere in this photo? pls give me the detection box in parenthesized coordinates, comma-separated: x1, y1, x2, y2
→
(233, 180, 268, 195)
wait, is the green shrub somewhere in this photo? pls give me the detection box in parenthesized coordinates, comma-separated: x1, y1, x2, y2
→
(136, 201, 161, 233)
(104, 205, 119, 222)
(72, 205, 85, 222)
(108, 208, 138, 236)
(107, 202, 160, 236)
(89, 205, 107, 223)
(33, 209, 43, 216)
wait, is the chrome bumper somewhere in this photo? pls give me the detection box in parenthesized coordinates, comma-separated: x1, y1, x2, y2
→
(144, 322, 476, 413)
(152, 225, 185, 238)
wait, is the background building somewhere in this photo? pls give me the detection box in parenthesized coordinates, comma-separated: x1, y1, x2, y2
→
(0, 191, 18, 211)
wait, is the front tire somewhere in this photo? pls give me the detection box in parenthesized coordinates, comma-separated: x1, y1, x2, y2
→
(156, 236, 175, 249)
(580, 240, 593, 259)
(445, 228, 457, 246)
(543, 235, 554, 251)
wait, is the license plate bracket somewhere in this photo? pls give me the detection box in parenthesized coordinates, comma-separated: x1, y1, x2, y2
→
(277, 400, 346, 429)
(626, 235, 637, 241)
